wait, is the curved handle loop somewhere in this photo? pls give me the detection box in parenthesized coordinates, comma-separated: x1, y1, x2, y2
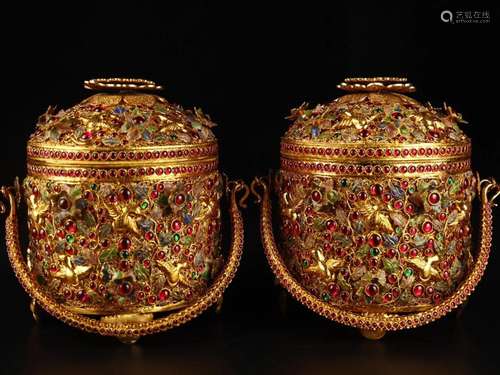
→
(1, 179, 246, 339)
(252, 175, 498, 332)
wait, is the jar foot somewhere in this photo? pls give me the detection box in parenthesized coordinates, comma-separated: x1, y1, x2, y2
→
(117, 336, 139, 344)
(215, 296, 224, 314)
(360, 328, 386, 340)
(30, 299, 39, 323)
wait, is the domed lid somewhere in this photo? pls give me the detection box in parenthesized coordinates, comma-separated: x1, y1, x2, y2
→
(281, 77, 471, 177)
(27, 78, 218, 182)
(284, 77, 468, 145)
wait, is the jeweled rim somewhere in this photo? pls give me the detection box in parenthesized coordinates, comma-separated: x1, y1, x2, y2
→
(281, 139, 470, 162)
(280, 157, 470, 177)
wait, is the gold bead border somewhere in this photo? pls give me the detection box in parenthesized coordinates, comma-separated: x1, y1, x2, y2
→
(281, 140, 471, 162)
(27, 160, 218, 182)
(280, 157, 470, 177)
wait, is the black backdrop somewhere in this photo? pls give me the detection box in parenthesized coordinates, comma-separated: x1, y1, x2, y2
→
(1, 2, 499, 374)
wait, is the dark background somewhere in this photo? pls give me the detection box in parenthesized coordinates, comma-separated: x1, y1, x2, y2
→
(1, 1, 499, 374)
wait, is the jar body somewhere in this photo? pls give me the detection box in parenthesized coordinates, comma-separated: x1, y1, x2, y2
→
(23, 171, 223, 315)
(277, 167, 475, 313)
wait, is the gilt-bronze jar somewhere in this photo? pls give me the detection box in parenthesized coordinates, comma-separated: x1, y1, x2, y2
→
(252, 77, 498, 339)
(0, 78, 247, 343)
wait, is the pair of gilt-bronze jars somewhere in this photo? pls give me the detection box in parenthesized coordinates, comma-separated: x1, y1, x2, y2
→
(1, 77, 498, 342)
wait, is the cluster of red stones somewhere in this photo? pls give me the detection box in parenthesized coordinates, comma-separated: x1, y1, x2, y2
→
(280, 158, 470, 175)
(281, 142, 470, 159)
(27, 143, 218, 162)
(27, 161, 218, 180)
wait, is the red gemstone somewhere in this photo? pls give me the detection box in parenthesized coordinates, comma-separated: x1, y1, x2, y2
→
(82, 131, 93, 140)
(175, 194, 185, 205)
(405, 203, 415, 214)
(145, 231, 154, 241)
(108, 193, 118, 203)
(369, 184, 383, 196)
(409, 248, 418, 258)
(329, 283, 341, 298)
(368, 233, 382, 247)
(387, 274, 398, 284)
(393, 200, 403, 210)
(432, 293, 442, 304)
(361, 129, 369, 137)
(358, 191, 367, 200)
(326, 220, 337, 232)
(422, 221, 434, 233)
(119, 237, 131, 250)
(350, 211, 360, 220)
(120, 188, 132, 201)
(172, 220, 182, 232)
(58, 197, 70, 209)
(65, 220, 77, 233)
(364, 283, 379, 297)
(158, 289, 169, 301)
(428, 192, 440, 205)
(118, 282, 132, 296)
(386, 248, 397, 258)
(382, 193, 391, 202)
(399, 243, 409, 253)
(143, 259, 151, 268)
(311, 190, 322, 202)
(438, 212, 447, 221)
(150, 190, 159, 199)
(412, 284, 425, 297)
(383, 293, 393, 303)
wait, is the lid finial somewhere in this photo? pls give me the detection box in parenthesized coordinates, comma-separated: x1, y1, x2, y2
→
(338, 77, 415, 93)
(84, 78, 163, 92)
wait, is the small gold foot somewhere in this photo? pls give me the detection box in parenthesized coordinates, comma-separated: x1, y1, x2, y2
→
(215, 296, 224, 314)
(30, 299, 39, 323)
(360, 329, 386, 340)
(117, 336, 139, 344)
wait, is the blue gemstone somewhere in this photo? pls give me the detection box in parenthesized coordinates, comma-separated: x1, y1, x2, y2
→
(114, 106, 125, 114)
(311, 126, 319, 138)
(183, 213, 193, 224)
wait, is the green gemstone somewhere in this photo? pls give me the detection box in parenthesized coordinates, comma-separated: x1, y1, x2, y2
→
(370, 247, 380, 257)
(322, 293, 330, 302)
(173, 233, 180, 242)
(340, 179, 348, 187)
(302, 259, 309, 268)
(140, 201, 149, 209)
(404, 268, 413, 277)
(448, 176, 454, 185)
(395, 226, 403, 235)
(90, 183, 98, 191)
(408, 187, 415, 194)
(65, 234, 75, 243)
